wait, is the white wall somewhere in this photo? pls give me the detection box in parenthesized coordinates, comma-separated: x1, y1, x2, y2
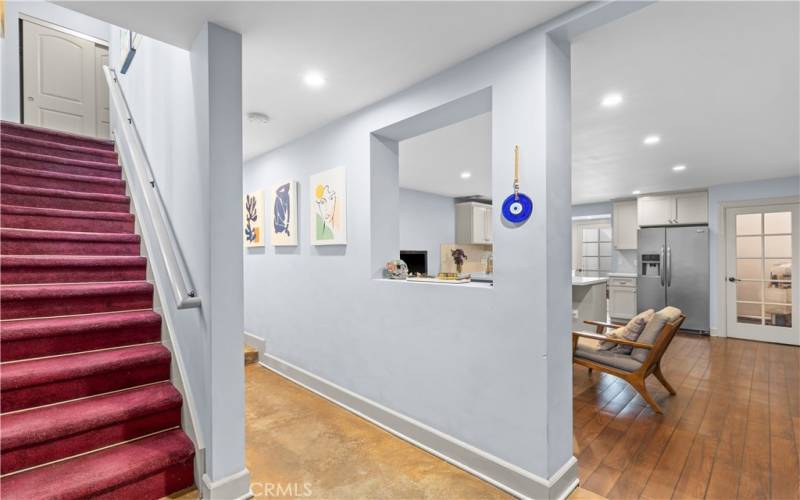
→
(109, 22, 211, 437)
(399, 188, 454, 274)
(708, 175, 800, 333)
(243, 18, 574, 483)
(1, 1, 110, 122)
(108, 23, 248, 492)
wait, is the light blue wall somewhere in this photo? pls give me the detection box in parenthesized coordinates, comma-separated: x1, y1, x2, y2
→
(243, 22, 573, 479)
(399, 188, 454, 274)
(109, 23, 247, 489)
(110, 25, 211, 444)
(572, 201, 611, 218)
(1, 1, 110, 122)
(708, 176, 800, 332)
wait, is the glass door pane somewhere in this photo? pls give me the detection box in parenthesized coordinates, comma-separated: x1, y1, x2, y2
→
(735, 211, 793, 328)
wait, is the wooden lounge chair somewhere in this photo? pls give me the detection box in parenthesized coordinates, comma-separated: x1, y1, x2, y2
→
(572, 308, 686, 414)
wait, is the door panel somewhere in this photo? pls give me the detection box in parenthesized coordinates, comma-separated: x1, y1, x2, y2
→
(637, 227, 666, 312)
(609, 287, 637, 320)
(666, 226, 709, 331)
(39, 108, 84, 132)
(726, 204, 799, 345)
(22, 20, 97, 136)
(40, 35, 85, 101)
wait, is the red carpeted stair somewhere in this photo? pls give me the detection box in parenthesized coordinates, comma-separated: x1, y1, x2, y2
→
(0, 121, 195, 499)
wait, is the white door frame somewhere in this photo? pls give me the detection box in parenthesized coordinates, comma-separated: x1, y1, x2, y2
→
(715, 195, 800, 338)
(19, 13, 109, 47)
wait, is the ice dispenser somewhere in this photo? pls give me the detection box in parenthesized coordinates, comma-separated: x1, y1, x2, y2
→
(641, 254, 661, 277)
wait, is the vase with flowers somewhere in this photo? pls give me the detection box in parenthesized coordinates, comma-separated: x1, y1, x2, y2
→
(451, 248, 467, 274)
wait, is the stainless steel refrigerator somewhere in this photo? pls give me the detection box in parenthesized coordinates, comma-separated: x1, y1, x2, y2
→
(638, 226, 709, 332)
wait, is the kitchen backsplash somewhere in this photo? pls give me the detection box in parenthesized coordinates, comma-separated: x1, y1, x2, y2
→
(440, 243, 492, 274)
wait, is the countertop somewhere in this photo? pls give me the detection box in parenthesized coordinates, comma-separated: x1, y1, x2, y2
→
(607, 272, 637, 278)
(571, 276, 608, 286)
(375, 278, 493, 289)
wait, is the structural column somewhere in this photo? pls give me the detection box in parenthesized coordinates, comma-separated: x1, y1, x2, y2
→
(193, 22, 251, 499)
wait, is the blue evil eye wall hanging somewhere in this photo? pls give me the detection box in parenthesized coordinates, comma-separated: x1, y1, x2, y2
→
(501, 145, 533, 224)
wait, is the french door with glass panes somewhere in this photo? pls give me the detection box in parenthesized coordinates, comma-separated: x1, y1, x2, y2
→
(574, 221, 612, 277)
(725, 203, 799, 345)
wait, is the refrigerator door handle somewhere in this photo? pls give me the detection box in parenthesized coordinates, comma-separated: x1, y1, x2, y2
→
(667, 246, 672, 287)
(660, 245, 665, 287)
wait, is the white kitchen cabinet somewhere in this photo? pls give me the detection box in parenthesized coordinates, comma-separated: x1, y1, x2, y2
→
(637, 192, 708, 226)
(637, 195, 676, 226)
(608, 276, 637, 320)
(456, 202, 493, 245)
(612, 200, 638, 249)
(675, 192, 708, 224)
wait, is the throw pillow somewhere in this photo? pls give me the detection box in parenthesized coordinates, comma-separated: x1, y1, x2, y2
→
(598, 326, 627, 351)
(597, 309, 655, 354)
(614, 309, 654, 354)
(631, 306, 683, 362)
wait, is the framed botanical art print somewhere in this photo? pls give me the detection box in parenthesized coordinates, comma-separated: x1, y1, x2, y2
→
(270, 180, 298, 246)
(310, 167, 346, 245)
(243, 191, 265, 248)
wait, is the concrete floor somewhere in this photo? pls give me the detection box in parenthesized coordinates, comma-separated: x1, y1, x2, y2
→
(175, 363, 600, 499)
(243, 364, 509, 499)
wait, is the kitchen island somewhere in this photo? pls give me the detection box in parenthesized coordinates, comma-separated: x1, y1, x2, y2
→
(572, 276, 608, 332)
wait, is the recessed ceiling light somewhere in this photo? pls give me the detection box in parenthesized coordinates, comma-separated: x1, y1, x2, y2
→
(601, 93, 623, 108)
(303, 70, 326, 89)
(460, 172, 472, 179)
(247, 112, 270, 124)
(632, 190, 641, 195)
(672, 164, 687, 172)
(643, 135, 661, 145)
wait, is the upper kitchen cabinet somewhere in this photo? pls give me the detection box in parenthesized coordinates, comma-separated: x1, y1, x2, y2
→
(637, 195, 676, 226)
(456, 202, 493, 245)
(637, 191, 708, 226)
(674, 192, 709, 224)
(612, 200, 638, 249)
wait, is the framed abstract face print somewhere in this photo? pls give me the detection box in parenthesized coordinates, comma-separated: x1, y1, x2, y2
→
(310, 167, 346, 246)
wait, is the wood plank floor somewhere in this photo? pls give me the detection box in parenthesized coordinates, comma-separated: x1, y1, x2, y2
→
(574, 333, 800, 500)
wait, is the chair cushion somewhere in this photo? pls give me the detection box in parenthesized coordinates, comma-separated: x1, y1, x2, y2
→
(599, 309, 655, 354)
(575, 344, 643, 372)
(631, 306, 682, 362)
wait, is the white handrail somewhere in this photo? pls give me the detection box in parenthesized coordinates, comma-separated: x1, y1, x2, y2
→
(103, 66, 201, 309)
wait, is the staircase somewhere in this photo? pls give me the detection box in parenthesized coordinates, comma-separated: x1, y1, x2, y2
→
(0, 121, 196, 498)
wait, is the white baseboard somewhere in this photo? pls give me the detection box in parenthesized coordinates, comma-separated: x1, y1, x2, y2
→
(710, 327, 725, 337)
(260, 353, 578, 500)
(202, 468, 252, 500)
(243, 331, 265, 356)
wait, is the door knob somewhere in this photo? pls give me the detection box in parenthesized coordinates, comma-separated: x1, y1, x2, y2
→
(728, 277, 738, 283)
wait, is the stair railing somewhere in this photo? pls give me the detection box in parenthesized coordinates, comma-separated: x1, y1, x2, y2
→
(102, 66, 201, 310)
(103, 65, 206, 474)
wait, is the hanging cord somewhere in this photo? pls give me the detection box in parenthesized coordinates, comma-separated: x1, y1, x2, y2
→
(513, 145, 520, 201)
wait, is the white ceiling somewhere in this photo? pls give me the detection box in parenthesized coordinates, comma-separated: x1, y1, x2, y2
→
(571, 1, 799, 205)
(399, 112, 491, 199)
(58, 1, 581, 160)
